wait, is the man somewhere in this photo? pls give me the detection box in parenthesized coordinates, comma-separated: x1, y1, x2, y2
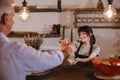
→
(0, 0, 75, 80)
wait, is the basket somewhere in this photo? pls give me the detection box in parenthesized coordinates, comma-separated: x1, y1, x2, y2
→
(24, 33, 44, 50)
(92, 58, 120, 76)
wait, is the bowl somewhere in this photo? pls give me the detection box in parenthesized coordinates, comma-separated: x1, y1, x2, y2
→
(92, 58, 120, 76)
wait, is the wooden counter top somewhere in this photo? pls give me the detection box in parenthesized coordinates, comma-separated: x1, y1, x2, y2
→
(26, 63, 101, 80)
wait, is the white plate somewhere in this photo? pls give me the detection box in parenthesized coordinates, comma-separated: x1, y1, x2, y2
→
(32, 70, 52, 76)
(94, 72, 120, 80)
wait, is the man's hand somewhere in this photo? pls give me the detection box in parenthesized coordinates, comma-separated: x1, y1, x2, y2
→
(61, 41, 76, 59)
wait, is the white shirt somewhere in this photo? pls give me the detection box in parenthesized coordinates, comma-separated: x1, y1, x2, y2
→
(0, 32, 64, 80)
(76, 41, 100, 56)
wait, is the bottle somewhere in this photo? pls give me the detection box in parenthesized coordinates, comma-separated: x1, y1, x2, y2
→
(57, 0, 61, 12)
(97, 0, 104, 9)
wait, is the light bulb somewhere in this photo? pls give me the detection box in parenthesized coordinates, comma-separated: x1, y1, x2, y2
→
(103, 5, 117, 21)
(18, 7, 30, 22)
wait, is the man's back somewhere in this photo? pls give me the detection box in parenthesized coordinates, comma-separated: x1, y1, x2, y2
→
(0, 33, 64, 80)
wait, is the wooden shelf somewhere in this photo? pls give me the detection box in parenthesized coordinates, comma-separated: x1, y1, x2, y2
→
(75, 26, 120, 29)
(75, 8, 120, 12)
(8, 31, 60, 37)
(73, 8, 120, 28)
(14, 6, 61, 13)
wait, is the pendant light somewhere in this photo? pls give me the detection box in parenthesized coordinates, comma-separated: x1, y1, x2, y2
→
(18, 0, 30, 22)
(103, 0, 117, 21)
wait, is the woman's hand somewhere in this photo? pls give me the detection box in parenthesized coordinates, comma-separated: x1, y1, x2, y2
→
(59, 39, 76, 59)
(60, 39, 68, 47)
(73, 58, 81, 65)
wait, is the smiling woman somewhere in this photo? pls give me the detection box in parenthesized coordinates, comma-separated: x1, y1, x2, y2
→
(72, 25, 100, 64)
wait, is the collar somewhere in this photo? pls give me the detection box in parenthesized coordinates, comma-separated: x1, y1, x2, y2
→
(0, 32, 10, 42)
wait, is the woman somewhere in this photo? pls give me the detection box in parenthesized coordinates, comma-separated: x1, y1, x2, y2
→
(73, 25, 100, 64)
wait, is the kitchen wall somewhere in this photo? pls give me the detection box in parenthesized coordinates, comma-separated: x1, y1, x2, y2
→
(10, 0, 120, 58)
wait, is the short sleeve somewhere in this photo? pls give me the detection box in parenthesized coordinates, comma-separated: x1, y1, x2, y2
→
(92, 45, 100, 56)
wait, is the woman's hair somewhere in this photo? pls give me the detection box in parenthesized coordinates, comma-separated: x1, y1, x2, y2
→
(77, 25, 96, 55)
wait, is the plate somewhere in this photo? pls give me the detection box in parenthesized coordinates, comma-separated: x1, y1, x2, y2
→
(94, 72, 120, 80)
(32, 70, 52, 76)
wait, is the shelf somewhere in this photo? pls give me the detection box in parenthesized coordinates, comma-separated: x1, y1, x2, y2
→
(73, 8, 120, 28)
(14, 6, 61, 13)
(75, 8, 120, 12)
(75, 26, 120, 29)
(8, 31, 60, 37)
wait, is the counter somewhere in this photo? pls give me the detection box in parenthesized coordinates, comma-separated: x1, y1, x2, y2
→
(26, 63, 101, 80)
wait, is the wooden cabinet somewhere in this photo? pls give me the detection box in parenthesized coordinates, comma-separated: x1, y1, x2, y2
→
(73, 8, 120, 28)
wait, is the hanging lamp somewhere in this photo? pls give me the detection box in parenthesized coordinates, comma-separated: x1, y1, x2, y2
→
(18, 0, 30, 22)
(103, 0, 117, 21)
